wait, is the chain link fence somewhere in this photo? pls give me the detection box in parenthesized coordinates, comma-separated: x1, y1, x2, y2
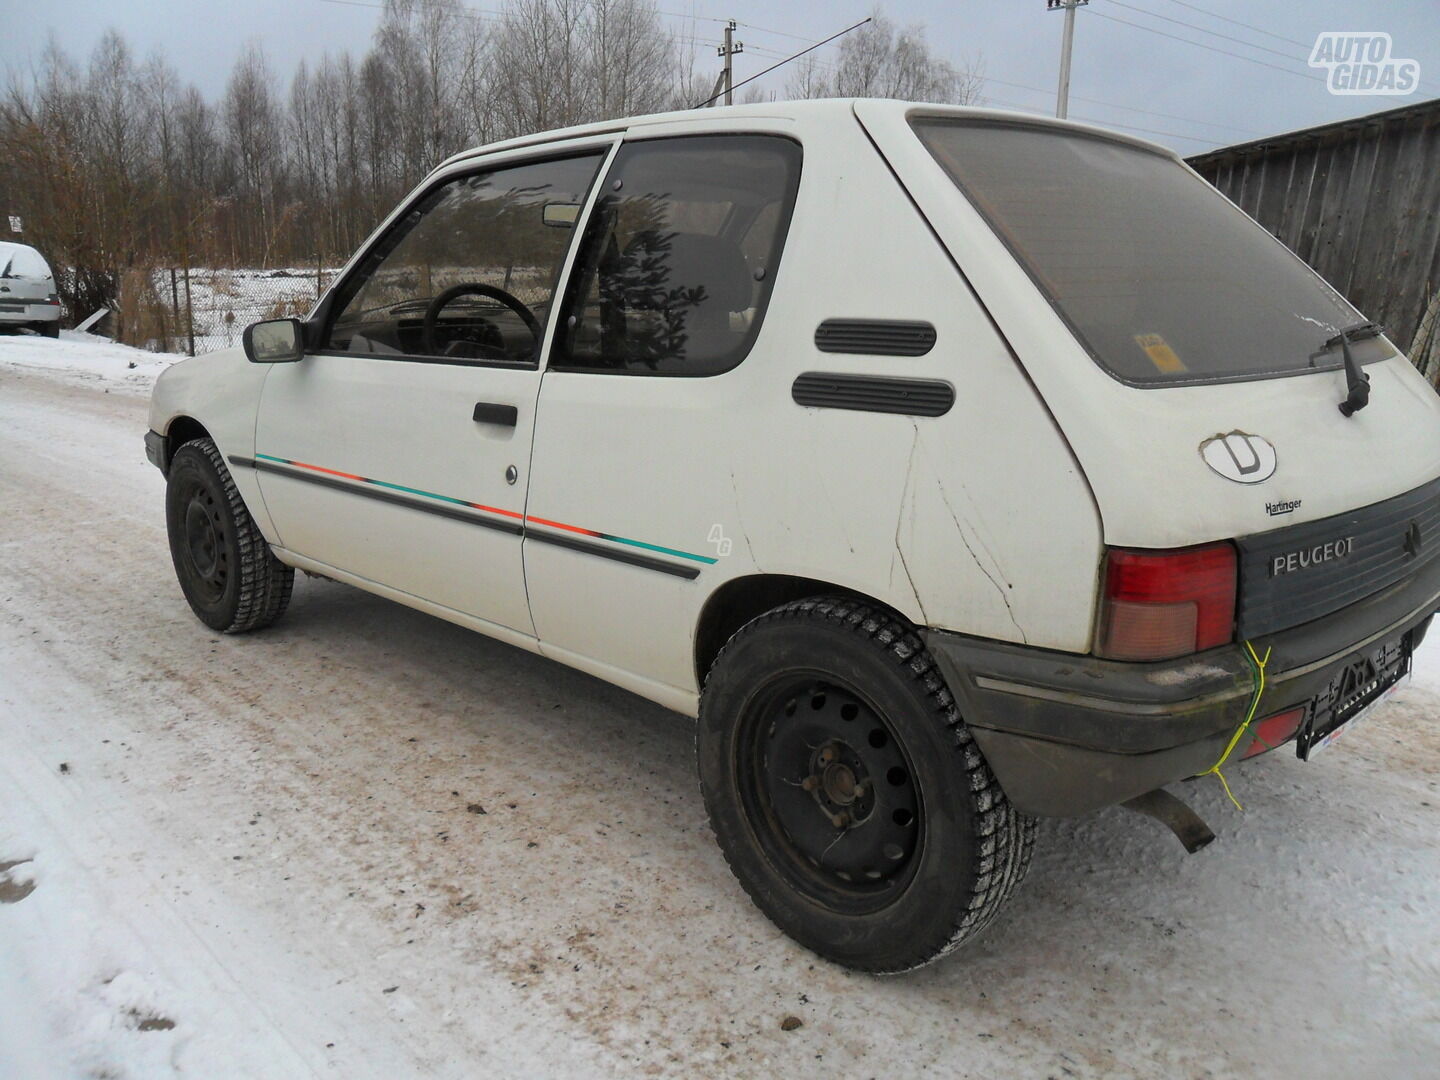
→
(116, 262, 342, 355)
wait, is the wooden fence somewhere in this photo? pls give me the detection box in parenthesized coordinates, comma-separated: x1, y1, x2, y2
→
(1188, 98, 1440, 354)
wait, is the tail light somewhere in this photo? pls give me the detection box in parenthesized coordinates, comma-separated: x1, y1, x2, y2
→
(1096, 542, 1237, 661)
(1242, 707, 1306, 758)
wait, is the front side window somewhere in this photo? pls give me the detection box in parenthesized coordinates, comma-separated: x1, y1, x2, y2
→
(912, 117, 1393, 387)
(325, 152, 604, 363)
(555, 135, 802, 376)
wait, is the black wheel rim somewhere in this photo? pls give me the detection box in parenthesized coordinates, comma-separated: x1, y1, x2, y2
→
(178, 481, 229, 603)
(735, 674, 923, 915)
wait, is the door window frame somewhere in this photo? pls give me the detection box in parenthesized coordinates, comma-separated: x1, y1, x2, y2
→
(305, 134, 623, 371)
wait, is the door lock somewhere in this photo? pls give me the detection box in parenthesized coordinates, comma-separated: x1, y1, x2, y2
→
(505, 465, 518, 485)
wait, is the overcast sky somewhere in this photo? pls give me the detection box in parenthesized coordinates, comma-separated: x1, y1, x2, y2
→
(4, 0, 1437, 154)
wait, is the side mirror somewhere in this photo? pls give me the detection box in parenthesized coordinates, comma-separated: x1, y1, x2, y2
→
(542, 202, 581, 228)
(243, 318, 305, 364)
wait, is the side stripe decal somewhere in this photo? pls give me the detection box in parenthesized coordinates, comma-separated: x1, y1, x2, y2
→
(245, 457, 523, 536)
(229, 453, 715, 578)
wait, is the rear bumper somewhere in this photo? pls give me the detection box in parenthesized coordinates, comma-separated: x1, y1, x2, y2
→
(924, 554, 1440, 817)
(0, 303, 59, 323)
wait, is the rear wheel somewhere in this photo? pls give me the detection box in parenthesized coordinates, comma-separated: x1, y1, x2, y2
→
(165, 438, 293, 633)
(697, 597, 1034, 972)
(40, 321, 59, 338)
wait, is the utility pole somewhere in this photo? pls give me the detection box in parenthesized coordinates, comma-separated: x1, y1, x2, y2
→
(1047, 0, 1088, 119)
(718, 20, 744, 106)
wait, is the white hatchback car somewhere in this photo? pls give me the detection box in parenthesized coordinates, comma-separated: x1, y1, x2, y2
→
(146, 100, 1440, 971)
(0, 241, 61, 336)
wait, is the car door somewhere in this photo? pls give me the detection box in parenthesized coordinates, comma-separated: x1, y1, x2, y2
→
(523, 133, 804, 696)
(254, 144, 610, 637)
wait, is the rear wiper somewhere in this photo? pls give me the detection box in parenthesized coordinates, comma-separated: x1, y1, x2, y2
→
(1323, 320, 1384, 417)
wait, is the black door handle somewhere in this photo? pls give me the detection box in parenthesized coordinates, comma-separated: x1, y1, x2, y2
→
(473, 402, 518, 426)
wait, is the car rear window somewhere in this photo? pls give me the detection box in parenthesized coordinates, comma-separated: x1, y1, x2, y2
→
(911, 117, 1394, 387)
(0, 242, 52, 281)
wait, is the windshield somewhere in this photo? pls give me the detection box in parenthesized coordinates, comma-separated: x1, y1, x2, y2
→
(911, 117, 1394, 387)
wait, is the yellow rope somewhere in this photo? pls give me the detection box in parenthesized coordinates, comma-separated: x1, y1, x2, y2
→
(1199, 640, 1271, 811)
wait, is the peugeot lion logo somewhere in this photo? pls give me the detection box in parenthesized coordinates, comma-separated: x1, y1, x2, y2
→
(1199, 431, 1277, 485)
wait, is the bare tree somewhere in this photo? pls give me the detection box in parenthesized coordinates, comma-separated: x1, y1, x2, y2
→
(784, 12, 983, 105)
(0, 0, 988, 318)
(223, 44, 285, 262)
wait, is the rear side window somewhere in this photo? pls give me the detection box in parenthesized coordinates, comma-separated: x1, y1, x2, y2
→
(554, 135, 802, 376)
(912, 118, 1393, 387)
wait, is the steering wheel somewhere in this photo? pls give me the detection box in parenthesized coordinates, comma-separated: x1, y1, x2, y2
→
(422, 282, 542, 359)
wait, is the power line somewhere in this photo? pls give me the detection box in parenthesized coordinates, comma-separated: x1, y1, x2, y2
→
(743, 26, 1257, 140)
(693, 16, 871, 107)
(1099, 0, 1311, 62)
(1155, 0, 1312, 49)
(735, 20, 815, 43)
(1083, 8, 1328, 83)
(653, 8, 819, 43)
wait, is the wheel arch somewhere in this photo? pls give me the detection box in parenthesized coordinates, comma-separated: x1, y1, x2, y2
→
(160, 415, 214, 473)
(693, 573, 912, 688)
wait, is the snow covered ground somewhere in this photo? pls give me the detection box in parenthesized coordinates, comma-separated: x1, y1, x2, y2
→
(1, 333, 1438, 1079)
(0, 328, 175, 391)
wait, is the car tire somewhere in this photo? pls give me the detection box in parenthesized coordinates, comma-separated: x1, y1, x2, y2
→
(41, 321, 59, 338)
(697, 596, 1035, 972)
(165, 438, 294, 633)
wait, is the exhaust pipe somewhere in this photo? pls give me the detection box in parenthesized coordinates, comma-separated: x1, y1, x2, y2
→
(1121, 789, 1216, 853)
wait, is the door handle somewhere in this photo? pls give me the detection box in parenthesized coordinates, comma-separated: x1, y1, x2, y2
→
(473, 402, 518, 427)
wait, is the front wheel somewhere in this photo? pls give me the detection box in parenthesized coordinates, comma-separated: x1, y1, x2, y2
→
(165, 438, 294, 633)
(697, 597, 1034, 972)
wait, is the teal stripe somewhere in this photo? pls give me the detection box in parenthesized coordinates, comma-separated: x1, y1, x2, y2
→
(603, 534, 718, 564)
(368, 476, 473, 507)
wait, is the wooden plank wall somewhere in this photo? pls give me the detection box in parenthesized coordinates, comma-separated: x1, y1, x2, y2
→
(1189, 104, 1440, 352)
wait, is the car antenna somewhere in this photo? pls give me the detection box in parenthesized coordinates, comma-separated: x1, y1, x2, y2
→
(1326, 321, 1383, 417)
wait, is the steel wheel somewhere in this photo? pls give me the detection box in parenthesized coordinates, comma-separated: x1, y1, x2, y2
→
(177, 480, 230, 604)
(739, 675, 922, 914)
(697, 597, 1036, 971)
(164, 437, 294, 633)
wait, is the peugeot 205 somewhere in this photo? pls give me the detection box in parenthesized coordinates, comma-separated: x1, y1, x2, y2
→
(145, 100, 1440, 972)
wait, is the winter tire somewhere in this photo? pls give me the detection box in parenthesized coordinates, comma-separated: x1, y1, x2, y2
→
(166, 437, 294, 633)
(697, 596, 1035, 972)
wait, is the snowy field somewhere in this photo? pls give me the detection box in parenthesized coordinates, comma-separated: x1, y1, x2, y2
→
(1, 332, 1438, 1079)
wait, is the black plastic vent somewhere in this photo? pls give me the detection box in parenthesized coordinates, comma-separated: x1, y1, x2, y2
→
(792, 373, 954, 417)
(814, 319, 936, 356)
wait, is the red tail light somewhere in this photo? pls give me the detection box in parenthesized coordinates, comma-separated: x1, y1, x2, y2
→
(1242, 707, 1305, 758)
(1097, 543, 1237, 661)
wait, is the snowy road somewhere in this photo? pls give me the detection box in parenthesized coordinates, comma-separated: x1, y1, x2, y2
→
(2, 339, 1438, 1079)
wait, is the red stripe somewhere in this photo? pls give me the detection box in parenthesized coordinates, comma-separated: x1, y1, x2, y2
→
(467, 502, 524, 520)
(288, 459, 368, 483)
(523, 514, 600, 537)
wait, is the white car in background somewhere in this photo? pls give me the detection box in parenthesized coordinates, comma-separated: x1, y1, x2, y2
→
(144, 99, 1440, 972)
(0, 241, 61, 337)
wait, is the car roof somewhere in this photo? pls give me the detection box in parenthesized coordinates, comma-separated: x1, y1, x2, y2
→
(437, 98, 1180, 171)
(0, 240, 53, 278)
